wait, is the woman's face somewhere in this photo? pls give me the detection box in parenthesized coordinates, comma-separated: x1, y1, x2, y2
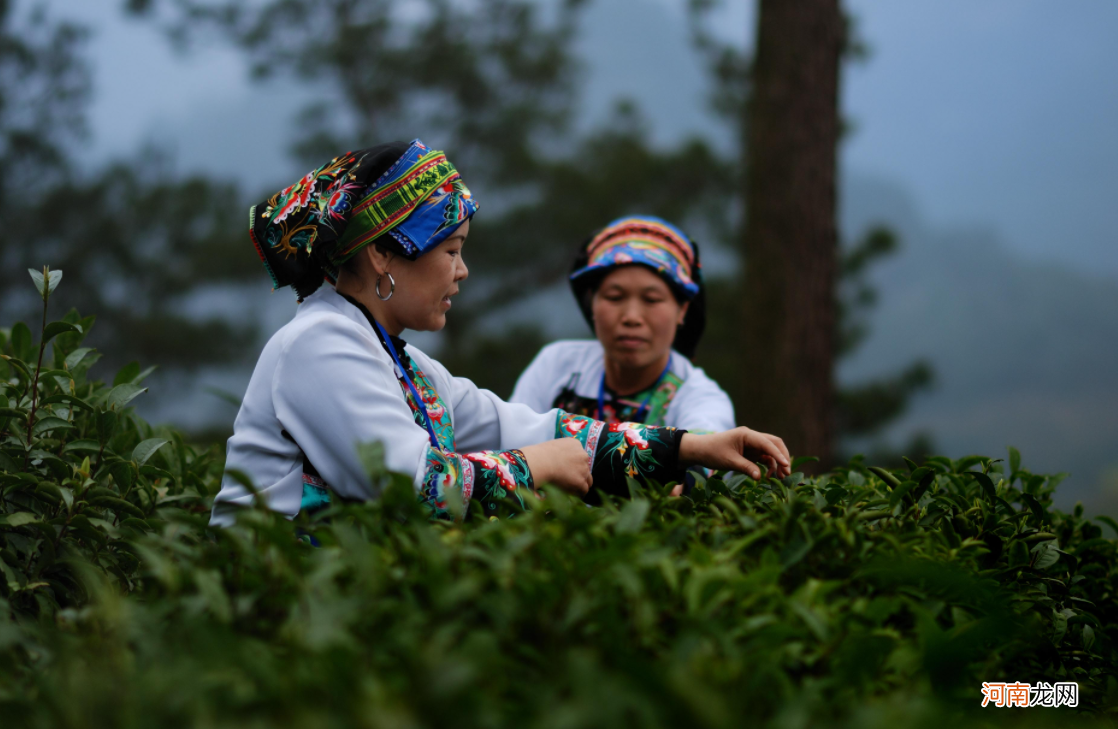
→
(385, 220, 470, 332)
(591, 265, 688, 370)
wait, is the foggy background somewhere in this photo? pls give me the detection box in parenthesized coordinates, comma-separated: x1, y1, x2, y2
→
(37, 0, 1118, 514)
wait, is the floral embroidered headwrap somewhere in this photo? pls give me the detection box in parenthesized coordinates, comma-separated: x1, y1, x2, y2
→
(569, 216, 700, 299)
(569, 216, 707, 360)
(250, 139, 478, 300)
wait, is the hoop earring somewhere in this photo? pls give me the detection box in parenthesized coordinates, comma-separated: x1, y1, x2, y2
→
(375, 273, 395, 301)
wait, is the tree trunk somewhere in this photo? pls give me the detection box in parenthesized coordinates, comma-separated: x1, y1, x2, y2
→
(739, 0, 843, 464)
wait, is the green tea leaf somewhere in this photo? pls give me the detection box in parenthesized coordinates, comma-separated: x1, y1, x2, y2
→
(1082, 624, 1095, 650)
(967, 472, 998, 503)
(0, 407, 27, 421)
(64, 347, 94, 370)
(1032, 541, 1060, 570)
(63, 440, 101, 454)
(1095, 515, 1118, 537)
(106, 382, 147, 410)
(42, 321, 80, 344)
(113, 361, 142, 386)
(0, 512, 38, 527)
(41, 394, 94, 412)
(27, 268, 46, 296)
(868, 466, 902, 489)
(1021, 493, 1047, 525)
(615, 498, 650, 534)
(132, 438, 169, 466)
(791, 455, 819, 471)
(32, 416, 74, 435)
(10, 322, 33, 362)
(47, 269, 63, 294)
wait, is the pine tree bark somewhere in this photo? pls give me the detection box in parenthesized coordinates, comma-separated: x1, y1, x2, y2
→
(739, 0, 843, 464)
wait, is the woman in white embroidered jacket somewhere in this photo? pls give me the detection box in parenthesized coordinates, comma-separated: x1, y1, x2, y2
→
(512, 216, 733, 434)
(211, 141, 791, 526)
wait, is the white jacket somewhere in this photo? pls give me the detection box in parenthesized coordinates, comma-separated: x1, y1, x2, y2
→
(511, 340, 735, 432)
(211, 286, 558, 526)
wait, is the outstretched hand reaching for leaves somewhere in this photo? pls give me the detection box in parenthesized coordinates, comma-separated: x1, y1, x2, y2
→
(678, 427, 792, 480)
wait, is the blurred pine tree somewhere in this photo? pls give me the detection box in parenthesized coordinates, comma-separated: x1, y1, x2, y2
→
(0, 2, 252, 374)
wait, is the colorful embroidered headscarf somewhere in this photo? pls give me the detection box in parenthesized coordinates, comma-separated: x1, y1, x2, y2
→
(250, 139, 478, 300)
(569, 216, 700, 300)
(569, 216, 707, 360)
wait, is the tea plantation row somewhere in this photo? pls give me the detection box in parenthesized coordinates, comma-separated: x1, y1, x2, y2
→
(1, 272, 1115, 727)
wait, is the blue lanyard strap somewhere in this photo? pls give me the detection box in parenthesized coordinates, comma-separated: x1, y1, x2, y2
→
(597, 356, 672, 423)
(372, 319, 441, 449)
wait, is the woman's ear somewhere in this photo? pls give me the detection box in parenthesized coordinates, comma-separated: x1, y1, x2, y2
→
(677, 301, 690, 326)
(365, 244, 395, 277)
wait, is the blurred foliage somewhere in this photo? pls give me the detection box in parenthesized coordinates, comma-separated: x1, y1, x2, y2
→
(2, 274, 1118, 726)
(0, 3, 253, 374)
(130, 0, 587, 183)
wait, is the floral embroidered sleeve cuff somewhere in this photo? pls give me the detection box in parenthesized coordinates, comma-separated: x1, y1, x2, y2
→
(554, 412, 686, 499)
(421, 447, 538, 520)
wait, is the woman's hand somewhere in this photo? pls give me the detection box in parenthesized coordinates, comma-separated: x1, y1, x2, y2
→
(678, 427, 791, 480)
(520, 439, 592, 496)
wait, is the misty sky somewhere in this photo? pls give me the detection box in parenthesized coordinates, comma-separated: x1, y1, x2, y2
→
(54, 0, 1118, 281)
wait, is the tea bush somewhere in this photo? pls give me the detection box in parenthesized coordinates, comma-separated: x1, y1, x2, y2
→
(1, 269, 1116, 728)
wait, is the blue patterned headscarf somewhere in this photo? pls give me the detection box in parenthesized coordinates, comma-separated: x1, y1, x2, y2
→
(250, 139, 478, 300)
(569, 216, 700, 300)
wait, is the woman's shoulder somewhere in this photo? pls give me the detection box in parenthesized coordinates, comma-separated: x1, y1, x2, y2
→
(268, 288, 383, 360)
(531, 339, 603, 370)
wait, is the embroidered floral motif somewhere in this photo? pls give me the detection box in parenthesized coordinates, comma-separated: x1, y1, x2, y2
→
(261, 151, 362, 260)
(463, 450, 535, 513)
(554, 412, 681, 492)
(397, 360, 455, 451)
(422, 448, 473, 514)
(597, 421, 677, 480)
(418, 448, 535, 519)
(556, 412, 603, 465)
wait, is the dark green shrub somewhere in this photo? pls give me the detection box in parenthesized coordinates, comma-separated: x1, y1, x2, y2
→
(1, 269, 1115, 727)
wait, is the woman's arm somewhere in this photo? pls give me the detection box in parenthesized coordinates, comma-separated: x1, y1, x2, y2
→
(274, 317, 584, 519)
(554, 413, 687, 498)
